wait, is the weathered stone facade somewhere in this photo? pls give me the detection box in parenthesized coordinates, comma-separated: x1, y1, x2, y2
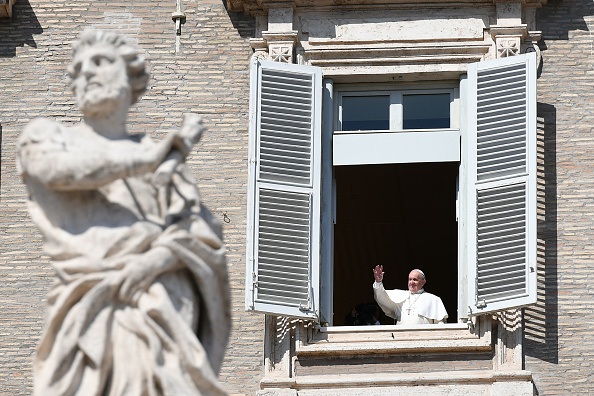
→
(2, 0, 594, 395)
(524, 0, 594, 394)
(0, 1, 261, 395)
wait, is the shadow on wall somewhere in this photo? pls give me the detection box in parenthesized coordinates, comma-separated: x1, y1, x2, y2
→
(222, 0, 255, 39)
(524, 0, 594, 368)
(0, 124, 2, 194)
(524, 103, 558, 365)
(536, 0, 594, 40)
(0, 0, 42, 57)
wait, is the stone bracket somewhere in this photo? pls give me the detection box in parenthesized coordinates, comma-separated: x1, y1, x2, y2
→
(251, 31, 299, 63)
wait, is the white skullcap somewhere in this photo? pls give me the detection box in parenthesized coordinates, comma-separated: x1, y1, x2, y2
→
(412, 269, 426, 279)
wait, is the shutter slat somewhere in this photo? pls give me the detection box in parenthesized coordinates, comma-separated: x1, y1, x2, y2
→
(477, 140, 524, 155)
(261, 147, 312, 159)
(259, 267, 309, 277)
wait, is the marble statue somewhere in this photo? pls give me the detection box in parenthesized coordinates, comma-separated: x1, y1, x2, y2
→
(17, 29, 230, 396)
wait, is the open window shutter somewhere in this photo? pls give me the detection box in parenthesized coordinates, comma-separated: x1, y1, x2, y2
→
(465, 52, 537, 315)
(245, 59, 323, 319)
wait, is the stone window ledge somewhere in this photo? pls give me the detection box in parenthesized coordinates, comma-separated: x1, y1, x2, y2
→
(261, 369, 533, 390)
(296, 320, 492, 356)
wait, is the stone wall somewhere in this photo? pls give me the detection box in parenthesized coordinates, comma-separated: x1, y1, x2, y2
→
(524, 0, 594, 394)
(0, 1, 262, 395)
(4, 0, 594, 395)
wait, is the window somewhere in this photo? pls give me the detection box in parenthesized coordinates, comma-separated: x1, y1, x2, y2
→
(341, 95, 390, 131)
(338, 89, 455, 132)
(246, 54, 537, 325)
(402, 93, 451, 129)
(332, 86, 460, 324)
(333, 87, 460, 167)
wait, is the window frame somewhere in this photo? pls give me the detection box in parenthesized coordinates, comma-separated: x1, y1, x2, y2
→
(245, 54, 537, 329)
(328, 83, 463, 326)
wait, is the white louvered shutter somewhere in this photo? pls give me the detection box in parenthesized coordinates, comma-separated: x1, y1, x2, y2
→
(465, 53, 537, 315)
(245, 60, 322, 319)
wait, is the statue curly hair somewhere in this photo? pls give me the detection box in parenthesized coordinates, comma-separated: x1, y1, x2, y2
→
(67, 29, 149, 105)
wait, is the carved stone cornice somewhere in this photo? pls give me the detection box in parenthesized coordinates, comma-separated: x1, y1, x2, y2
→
(250, 37, 270, 60)
(261, 31, 298, 43)
(489, 25, 529, 37)
(227, 0, 547, 16)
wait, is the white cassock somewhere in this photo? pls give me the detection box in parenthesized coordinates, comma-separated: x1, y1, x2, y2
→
(373, 282, 448, 324)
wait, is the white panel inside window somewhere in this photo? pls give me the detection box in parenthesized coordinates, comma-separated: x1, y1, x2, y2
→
(333, 130, 460, 165)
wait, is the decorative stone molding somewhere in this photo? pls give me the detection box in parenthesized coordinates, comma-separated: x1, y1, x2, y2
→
(497, 36, 521, 57)
(250, 0, 299, 65)
(490, 2, 528, 58)
(294, 320, 491, 357)
(241, 0, 544, 73)
(525, 30, 543, 67)
(0, 0, 16, 18)
(259, 315, 299, 394)
(494, 309, 524, 371)
(249, 31, 298, 63)
(269, 44, 292, 62)
(250, 37, 270, 61)
(262, 31, 298, 63)
(227, 0, 548, 15)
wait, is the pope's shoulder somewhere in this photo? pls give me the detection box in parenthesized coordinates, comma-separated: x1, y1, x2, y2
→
(420, 291, 444, 302)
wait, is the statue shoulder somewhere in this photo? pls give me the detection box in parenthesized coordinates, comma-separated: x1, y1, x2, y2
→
(17, 118, 71, 176)
(19, 117, 66, 148)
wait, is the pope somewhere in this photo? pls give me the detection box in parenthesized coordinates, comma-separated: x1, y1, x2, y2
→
(373, 265, 448, 325)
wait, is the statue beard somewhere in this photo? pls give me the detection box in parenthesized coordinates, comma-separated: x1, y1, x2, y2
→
(77, 83, 131, 118)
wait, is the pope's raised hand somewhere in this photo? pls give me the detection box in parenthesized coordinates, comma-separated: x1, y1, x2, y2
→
(373, 265, 384, 283)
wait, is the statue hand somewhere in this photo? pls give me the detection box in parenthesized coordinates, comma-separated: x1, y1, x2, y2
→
(114, 254, 157, 305)
(173, 114, 206, 156)
(373, 265, 384, 283)
(114, 247, 177, 305)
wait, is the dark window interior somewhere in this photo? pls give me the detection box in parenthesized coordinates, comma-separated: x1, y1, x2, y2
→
(403, 93, 451, 129)
(333, 162, 459, 325)
(341, 95, 390, 131)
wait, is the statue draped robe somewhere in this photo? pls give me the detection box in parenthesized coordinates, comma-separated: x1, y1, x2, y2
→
(18, 120, 230, 396)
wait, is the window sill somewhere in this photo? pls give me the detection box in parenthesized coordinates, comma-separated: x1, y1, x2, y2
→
(260, 369, 533, 391)
(296, 319, 491, 356)
(319, 323, 468, 332)
(333, 128, 459, 135)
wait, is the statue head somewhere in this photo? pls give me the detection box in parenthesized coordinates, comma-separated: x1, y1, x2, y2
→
(67, 30, 149, 116)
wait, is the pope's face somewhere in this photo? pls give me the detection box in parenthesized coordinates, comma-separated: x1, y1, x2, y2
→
(408, 270, 426, 293)
(71, 43, 131, 116)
